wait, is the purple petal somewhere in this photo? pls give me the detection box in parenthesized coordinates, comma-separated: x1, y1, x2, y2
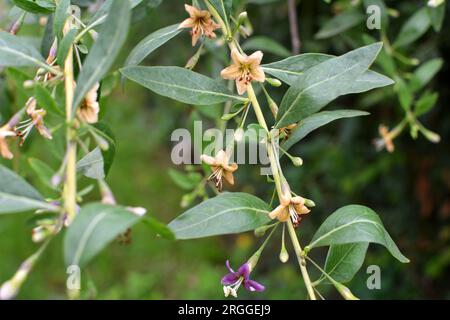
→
(244, 279, 265, 292)
(225, 260, 235, 273)
(221, 272, 240, 286)
(237, 263, 251, 279)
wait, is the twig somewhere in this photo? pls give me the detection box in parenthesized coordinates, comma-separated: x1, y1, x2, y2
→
(288, 0, 301, 54)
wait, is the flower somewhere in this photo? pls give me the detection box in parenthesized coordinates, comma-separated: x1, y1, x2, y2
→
(200, 150, 238, 191)
(78, 83, 100, 124)
(221, 48, 265, 95)
(0, 124, 16, 159)
(15, 98, 52, 144)
(221, 260, 265, 298)
(179, 4, 220, 46)
(375, 124, 394, 153)
(269, 194, 310, 227)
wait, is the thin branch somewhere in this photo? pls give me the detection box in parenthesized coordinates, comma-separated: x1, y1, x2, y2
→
(288, 0, 301, 54)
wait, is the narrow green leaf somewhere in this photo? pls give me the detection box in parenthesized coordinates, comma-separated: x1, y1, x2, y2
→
(121, 66, 244, 105)
(276, 43, 383, 128)
(315, 9, 365, 39)
(242, 36, 291, 57)
(34, 84, 65, 117)
(393, 8, 431, 48)
(92, 122, 116, 176)
(409, 58, 443, 92)
(28, 158, 55, 190)
(282, 110, 369, 151)
(64, 203, 143, 267)
(12, 0, 55, 14)
(263, 54, 394, 92)
(308, 205, 409, 263)
(124, 24, 183, 67)
(57, 28, 77, 68)
(208, 0, 233, 25)
(320, 243, 369, 284)
(0, 164, 55, 214)
(142, 216, 175, 240)
(414, 91, 439, 117)
(54, 0, 71, 40)
(0, 31, 48, 69)
(77, 147, 105, 180)
(428, 3, 446, 32)
(73, 0, 131, 112)
(168, 192, 271, 239)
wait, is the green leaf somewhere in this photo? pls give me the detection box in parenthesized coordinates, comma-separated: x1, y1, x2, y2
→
(124, 24, 183, 68)
(428, 3, 446, 32)
(57, 28, 78, 67)
(307, 205, 409, 263)
(414, 91, 439, 117)
(242, 36, 290, 58)
(393, 8, 431, 48)
(275, 43, 383, 128)
(168, 169, 202, 190)
(64, 203, 143, 267)
(409, 58, 443, 92)
(121, 66, 244, 105)
(54, 0, 71, 40)
(0, 164, 55, 214)
(28, 158, 55, 190)
(34, 84, 65, 117)
(142, 216, 175, 240)
(77, 147, 105, 180)
(168, 192, 271, 239)
(73, 0, 131, 112)
(262, 53, 331, 85)
(263, 53, 394, 92)
(320, 243, 369, 284)
(315, 9, 365, 39)
(395, 77, 413, 111)
(0, 31, 48, 69)
(12, 0, 55, 14)
(208, 0, 232, 25)
(92, 122, 116, 176)
(282, 110, 369, 151)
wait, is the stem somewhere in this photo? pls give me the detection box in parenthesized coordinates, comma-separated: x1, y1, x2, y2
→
(63, 44, 77, 226)
(288, 0, 301, 54)
(287, 219, 316, 300)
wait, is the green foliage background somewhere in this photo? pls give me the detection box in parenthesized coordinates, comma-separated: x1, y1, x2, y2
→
(0, 0, 449, 299)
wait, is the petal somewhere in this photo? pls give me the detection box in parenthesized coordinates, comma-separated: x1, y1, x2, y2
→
(184, 4, 199, 17)
(251, 66, 266, 82)
(0, 139, 13, 160)
(221, 273, 240, 286)
(191, 31, 201, 46)
(220, 64, 241, 80)
(225, 260, 235, 273)
(237, 263, 251, 279)
(236, 79, 248, 95)
(291, 196, 305, 205)
(224, 162, 238, 173)
(223, 170, 235, 185)
(244, 279, 265, 292)
(179, 18, 195, 29)
(248, 50, 263, 65)
(231, 48, 246, 65)
(268, 204, 286, 220)
(200, 154, 217, 166)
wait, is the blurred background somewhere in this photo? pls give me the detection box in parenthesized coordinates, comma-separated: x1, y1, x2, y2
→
(0, 0, 449, 299)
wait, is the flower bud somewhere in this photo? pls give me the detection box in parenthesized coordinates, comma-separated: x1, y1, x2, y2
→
(335, 283, 359, 300)
(23, 80, 35, 89)
(238, 11, 248, 24)
(266, 77, 282, 87)
(126, 207, 147, 217)
(304, 198, 316, 208)
(279, 248, 289, 263)
(291, 156, 303, 167)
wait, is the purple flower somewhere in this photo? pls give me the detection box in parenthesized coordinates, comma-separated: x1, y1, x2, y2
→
(221, 260, 265, 297)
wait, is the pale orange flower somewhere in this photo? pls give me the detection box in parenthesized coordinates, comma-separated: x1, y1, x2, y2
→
(200, 150, 238, 191)
(269, 194, 310, 227)
(78, 83, 100, 124)
(377, 124, 394, 153)
(0, 124, 16, 160)
(15, 98, 52, 144)
(179, 4, 221, 46)
(221, 48, 265, 95)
